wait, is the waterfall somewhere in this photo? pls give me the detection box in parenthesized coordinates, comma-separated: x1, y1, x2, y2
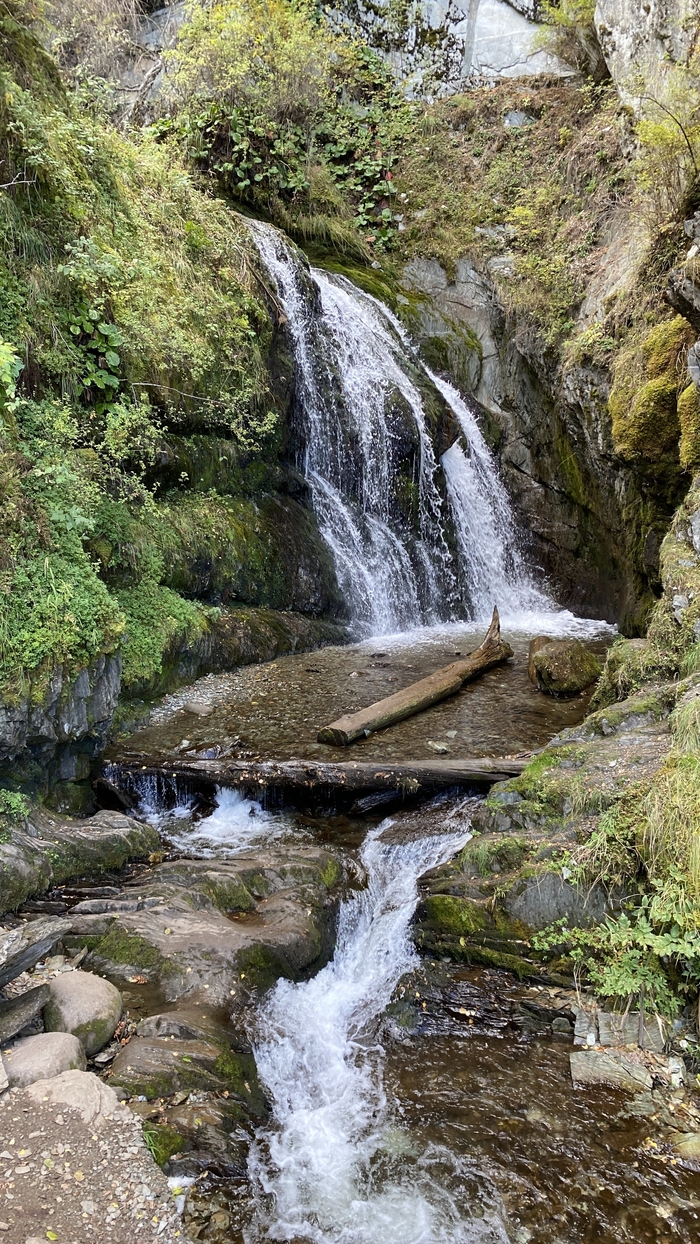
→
(250, 222, 549, 637)
(246, 812, 510, 1244)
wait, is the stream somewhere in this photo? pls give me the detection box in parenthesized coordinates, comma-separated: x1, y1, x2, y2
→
(101, 229, 700, 1241)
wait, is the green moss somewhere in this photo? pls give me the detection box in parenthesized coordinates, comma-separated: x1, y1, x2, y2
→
(460, 836, 531, 877)
(448, 943, 535, 979)
(319, 858, 341, 889)
(678, 383, 700, 472)
(609, 317, 692, 467)
(212, 1045, 265, 1112)
(421, 895, 487, 936)
(143, 1123, 186, 1167)
(643, 318, 691, 379)
(88, 924, 167, 974)
(206, 878, 255, 914)
(235, 944, 291, 991)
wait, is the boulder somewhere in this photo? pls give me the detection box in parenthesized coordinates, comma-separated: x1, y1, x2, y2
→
(108, 1033, 266, 1123)
(598, 1009, 666, 1054)
(532, 639, 602, 697)
(528, 635, 554, 683)
(0, 917, 70, 989)
(2, 1031, 86, 1087)
(24, 1068, 132, 1126)
(570, 1049, 653, 1093)
(0, 808, 160, 916)
(43, 970, 122, 1055)
(0, 983, 49, 1043)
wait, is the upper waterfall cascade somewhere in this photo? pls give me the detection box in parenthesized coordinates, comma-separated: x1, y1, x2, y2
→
(251, 221, 550, 637)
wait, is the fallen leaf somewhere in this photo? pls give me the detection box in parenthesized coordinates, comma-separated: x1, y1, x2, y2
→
(74, 1170, 85, 1182)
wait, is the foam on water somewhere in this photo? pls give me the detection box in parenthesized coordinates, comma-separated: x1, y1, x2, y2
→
(133, 780, 296, 858)
(246, 809, 510, 1243)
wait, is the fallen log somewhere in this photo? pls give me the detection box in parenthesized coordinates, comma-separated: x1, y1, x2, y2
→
(112, 756, 527, 799)
(317, 607, 513, 746)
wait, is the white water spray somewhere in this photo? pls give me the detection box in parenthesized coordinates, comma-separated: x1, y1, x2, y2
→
(246, 813, 509, 1244)
(250, 221, 553, 638)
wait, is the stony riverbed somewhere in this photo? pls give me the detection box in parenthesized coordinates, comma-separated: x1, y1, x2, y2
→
(3, 626, 700, 1244)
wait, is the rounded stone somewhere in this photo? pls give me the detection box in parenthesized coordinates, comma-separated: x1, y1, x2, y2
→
(2, 1032, 86, 1087)
(43, 970, 123, 1056)
(532, 639, 602, 698)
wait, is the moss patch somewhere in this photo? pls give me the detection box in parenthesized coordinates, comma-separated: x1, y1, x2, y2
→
(143, 1122, 186, 1168)
(679, 384, 700, 472)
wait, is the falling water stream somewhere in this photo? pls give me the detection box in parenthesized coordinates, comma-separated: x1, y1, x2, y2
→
(245, 818, 507, 1244)
(250, 222, 552, 635)
(104, 230, 700, 1243)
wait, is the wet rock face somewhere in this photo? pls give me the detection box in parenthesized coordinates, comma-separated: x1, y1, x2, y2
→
(401, 256, 672, 629)
(64, 848, 344, 1004)
(0, 654, 121, 803)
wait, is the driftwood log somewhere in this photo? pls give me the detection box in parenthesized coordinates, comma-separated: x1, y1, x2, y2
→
(317, 607, 513, 746)
(103, 757, 527, 808)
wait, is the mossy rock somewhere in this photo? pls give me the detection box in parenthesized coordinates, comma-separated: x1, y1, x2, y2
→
(642, 317, 692, 379)
(679, 384, 700, 472)
(612, 376, 679, 461)
(609, 316, 693, 466)
(532, 639, 602, 698)
(144, 1122, 187, 1167)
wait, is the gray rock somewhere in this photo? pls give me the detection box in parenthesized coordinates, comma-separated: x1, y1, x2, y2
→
(0, 654, 121, 768)
(0, 808, 160, 916)
(598, 1009, 666, 1053)
(570, 1049, 653, 1093)
(504, 110, 534, 128)
(2, 1031, 86, 1087)
(595, 0, 695, 106)
(0, 984, 49, 1043)
(24, 1068, 132, 1126)
(43, 970, 122, 1056)
(66, 848, 342, 1005)
(573, 1006, 598, 1047)
(0, 917, 70, 989)
(504, 872, 611, 930)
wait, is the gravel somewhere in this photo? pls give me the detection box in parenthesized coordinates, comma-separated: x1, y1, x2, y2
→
(0, 1076, 185, 1242)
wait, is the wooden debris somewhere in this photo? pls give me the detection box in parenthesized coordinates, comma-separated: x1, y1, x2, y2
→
(317, 607, 513, 746)
(116, 756, 527, 798)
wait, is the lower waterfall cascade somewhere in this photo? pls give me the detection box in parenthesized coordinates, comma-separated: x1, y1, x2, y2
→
(250, 221, 557, 638)
(246, 812, 510, 1244)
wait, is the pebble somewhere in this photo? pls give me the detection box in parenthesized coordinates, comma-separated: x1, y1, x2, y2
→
(0, 1084, 183, 1242)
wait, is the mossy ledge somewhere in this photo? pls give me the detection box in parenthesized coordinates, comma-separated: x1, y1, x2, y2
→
(0, 805, 159, 916)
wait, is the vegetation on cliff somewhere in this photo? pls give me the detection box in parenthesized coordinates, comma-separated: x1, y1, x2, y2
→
(0, 4, 318, 702)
